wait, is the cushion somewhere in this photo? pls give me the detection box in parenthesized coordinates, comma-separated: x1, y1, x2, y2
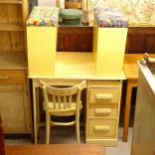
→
(26, 6, 59, 26)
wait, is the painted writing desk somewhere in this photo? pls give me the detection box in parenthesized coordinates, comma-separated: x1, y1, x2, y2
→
(123, 54, 155, 142)
(31, 52, 125, 146)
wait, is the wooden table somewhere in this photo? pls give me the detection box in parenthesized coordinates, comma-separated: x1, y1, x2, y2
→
(123, 54, 155, 142)
(5, 144, 105, 155)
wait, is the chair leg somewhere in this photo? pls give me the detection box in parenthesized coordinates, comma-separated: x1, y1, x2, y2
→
(76, 117, 80, 144)
(46, 113, 50, 144)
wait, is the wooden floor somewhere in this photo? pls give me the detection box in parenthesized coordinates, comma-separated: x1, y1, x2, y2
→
(5, 127, 132, 155)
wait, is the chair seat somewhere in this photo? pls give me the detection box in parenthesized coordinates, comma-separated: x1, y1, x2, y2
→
(43, 101, 82, 116)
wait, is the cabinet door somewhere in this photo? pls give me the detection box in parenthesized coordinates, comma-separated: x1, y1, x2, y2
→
(0, 85, 31, 133)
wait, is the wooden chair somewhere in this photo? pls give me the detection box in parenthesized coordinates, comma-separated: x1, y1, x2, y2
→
(39, 80, 86, 144)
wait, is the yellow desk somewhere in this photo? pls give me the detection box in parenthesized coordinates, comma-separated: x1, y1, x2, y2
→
(123, 54, 155, 142)
(31, 52, 125, 146)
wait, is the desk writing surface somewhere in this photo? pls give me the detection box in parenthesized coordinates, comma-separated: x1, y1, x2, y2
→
(55, 52, 95, 76)
(32, 52, 125, 80)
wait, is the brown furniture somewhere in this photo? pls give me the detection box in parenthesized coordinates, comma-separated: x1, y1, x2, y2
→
(58, 27, 93, 52)
(123, 54, 155, 142)
(0, 115, 5, 155)
(0, 0, 32, 134)
(5, 144, 105, 155)
(57, 27, 155, 53)
(126, 27, 155, 53)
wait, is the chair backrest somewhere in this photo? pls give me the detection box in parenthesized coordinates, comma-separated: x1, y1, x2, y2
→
(39, 80, 86, 112)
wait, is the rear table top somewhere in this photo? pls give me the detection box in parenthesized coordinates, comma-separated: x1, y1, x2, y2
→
(6, 144, 105, 155)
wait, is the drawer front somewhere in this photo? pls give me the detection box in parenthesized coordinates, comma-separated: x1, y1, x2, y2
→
(88, 80, 121, 88)
(87, 119, 117, 138)
(0, 71, 26, 85)
(89, 105, 118, 118)
(89, 88, 120, 104)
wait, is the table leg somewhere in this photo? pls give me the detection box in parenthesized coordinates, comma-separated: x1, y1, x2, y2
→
(123, 80, 137, 142)
(32, 80, 38, 144)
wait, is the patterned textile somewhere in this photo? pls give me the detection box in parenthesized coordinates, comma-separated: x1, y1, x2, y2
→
(26, 6, 59, 26)
(90, 0, 155, 26)
(90, 0, 121, 9)
(95, 3, 128, 27)
(120, 0, 155, 26)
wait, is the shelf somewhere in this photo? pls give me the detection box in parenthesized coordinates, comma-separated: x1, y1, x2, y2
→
(0, 0, 22, 4)
(0, 23, 24, 31)
(0, 52, 27, 70)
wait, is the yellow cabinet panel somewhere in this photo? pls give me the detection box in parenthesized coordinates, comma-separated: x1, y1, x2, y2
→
(27, 27, 57, 78)
(93, 27, 127, 76)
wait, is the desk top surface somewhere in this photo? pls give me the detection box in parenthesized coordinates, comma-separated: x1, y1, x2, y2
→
(5, 144, 105, 155)
(31, 52, 125, 80)
(123, 54, 155, 80)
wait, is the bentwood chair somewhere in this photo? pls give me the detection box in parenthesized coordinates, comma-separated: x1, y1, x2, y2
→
(39, 80, 86, 144)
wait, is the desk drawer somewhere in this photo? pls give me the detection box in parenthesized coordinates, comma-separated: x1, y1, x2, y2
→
(87, 119, 117, 138)
(89, 105, 118, 118)
(0, 71, 26, 85)
(89, 88, 120, 104)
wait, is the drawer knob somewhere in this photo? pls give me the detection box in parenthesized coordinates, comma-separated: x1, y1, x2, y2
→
(95, 94, 113, 102)
(0, 75, 9, 80)
(95, 108, 111, 115)
(94, 125, 110, 132)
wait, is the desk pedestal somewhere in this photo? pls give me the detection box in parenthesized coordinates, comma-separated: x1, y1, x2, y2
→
(86, 80, 122, 146)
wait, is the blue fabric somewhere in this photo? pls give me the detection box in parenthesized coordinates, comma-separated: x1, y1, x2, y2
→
(95, 6, 128, 27)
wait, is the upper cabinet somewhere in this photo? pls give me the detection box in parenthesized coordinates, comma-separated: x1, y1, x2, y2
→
(0, 0, 28, 59)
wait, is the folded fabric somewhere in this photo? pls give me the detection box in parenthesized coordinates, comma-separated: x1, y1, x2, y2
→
(26, 6, 59, 26)
(95, 6, 128, 27)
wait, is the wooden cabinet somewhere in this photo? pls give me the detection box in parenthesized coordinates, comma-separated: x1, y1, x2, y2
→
(131, 63, 155, 155)
(57, 27, 155, 54)
(0, 81, 31, 133)
(0, 0, 32, 134)
(86, 80, 122, 146)
(58, 27, 93, 52)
